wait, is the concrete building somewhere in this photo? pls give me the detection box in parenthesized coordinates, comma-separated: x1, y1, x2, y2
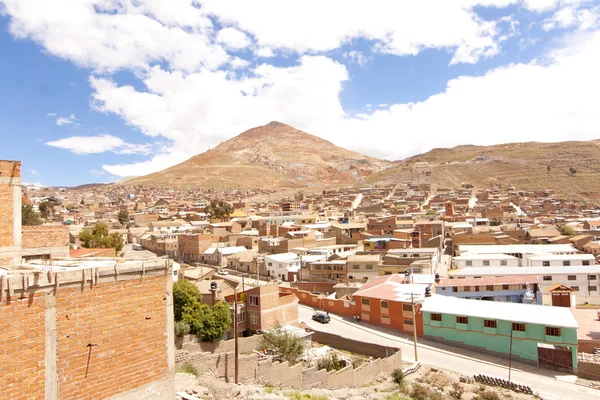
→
(422, 296, 578, 372)
(455, 244, 579, 267)
(435, 276, 539, 303)
(346, 254, 382, 280)
(265, 252, 301, 281)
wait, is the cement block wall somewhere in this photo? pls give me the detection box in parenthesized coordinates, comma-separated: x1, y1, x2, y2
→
(578, 361, 600, 381)
(311, 330, 400, 359)
(0, 259, 174, 400)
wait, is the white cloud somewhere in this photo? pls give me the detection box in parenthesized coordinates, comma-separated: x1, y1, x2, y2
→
(230, 56, 250, 69)
(216, 27, 252, 50)
(55, 114, 77, 126)
(46, 134, 152, 155)
(255, 47, 274, 58)
(46, 112, 56, 116)
(542, 3, 600, 31)
(343, 50, 372, 67)
(30, 169, 38, 175)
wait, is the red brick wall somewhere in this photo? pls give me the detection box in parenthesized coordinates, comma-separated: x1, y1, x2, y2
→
(0, 160, 19, 248)
(22, 225, 69, 249)
(55, 275, 168, 399)
(0, 293, 46, 400)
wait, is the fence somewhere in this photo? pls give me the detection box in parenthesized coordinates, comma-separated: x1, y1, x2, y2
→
(473, 374, 534, 395)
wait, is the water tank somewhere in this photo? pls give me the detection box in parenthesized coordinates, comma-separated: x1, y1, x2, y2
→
(210, 281, 217, 290)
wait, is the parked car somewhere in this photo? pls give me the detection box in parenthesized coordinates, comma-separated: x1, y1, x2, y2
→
(217, 269, 229, 275)
(312, 311, 330, 324)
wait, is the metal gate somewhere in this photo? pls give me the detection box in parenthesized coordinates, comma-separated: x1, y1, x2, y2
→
(538, 345, 573, 372)
(551, 293, 571, 307)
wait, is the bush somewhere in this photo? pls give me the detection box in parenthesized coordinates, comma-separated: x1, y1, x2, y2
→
(475, 388, 502, 400)
(450, 382, 464, 399)
(174, 321, 190, 337)
(259, 324, 305, 365)
(177, 362, 198, 377)
(317, 352, 344, 372)
(392, 368, 404, 385)
(410, 383, 443, 400)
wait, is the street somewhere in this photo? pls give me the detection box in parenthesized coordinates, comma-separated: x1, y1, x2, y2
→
(299, 305, 599, 400)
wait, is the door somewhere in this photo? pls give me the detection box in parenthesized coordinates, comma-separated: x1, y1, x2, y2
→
(538, 346, 573, 372)
(551, 293, 571, 307)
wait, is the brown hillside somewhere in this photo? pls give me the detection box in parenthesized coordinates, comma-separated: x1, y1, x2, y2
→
(126, 122, 391, 188)
(366, 139, 600, 199)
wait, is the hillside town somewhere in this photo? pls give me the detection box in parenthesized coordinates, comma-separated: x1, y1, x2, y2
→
(3, 157, 600, 400)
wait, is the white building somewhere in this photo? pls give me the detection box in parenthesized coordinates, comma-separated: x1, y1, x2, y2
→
(453, 253, 520, 268)
(449, 265, 600, 305)
(455, 244, 579, 267)
(264, 252, 301, 282)
(526, 254, 595, 267)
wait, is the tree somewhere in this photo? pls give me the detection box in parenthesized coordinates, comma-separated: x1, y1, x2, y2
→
(205, 199, 233, 221)
(22, 204, 42, 226)
(172, 280, 231, 341)
(118, 209, 130, 226)
(489, 219, 502, 226)
(317, 352, 344, 372)
(569, 167, 577, 175)
(259, 324, 305, 364)
(78, 222, 124, 252)
(38, 201, 55, 219)
(559, 225, 576, 236)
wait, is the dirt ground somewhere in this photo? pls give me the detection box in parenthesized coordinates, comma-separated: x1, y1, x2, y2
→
(175, 364, 543, 400)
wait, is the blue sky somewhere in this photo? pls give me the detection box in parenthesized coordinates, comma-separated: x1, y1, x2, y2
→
(0, 1, 599, 187)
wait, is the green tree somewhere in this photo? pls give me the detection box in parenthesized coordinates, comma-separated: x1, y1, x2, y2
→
(173, 279, 204, 321)
(118, 209, 130, 226)
(559, 225, 576, 236)
(200, 301, 232, 342)
(259, 324, 305, 364)
(569, 167, 577, 174)
(489, 219, 502, 226)
(317, 352, 344, 372)
(78, 223, 124, 252)
(205, 199, 234, 221)
(21, 204, 42, 226)
(38, 201, 55, 219)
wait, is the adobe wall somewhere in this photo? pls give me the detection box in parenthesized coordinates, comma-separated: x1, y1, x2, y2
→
(0, 258, 174, 400)
(178, 334, 262, 354)
(22, 225, 70, 258)
(282, 287, 356, 318)
(578, 361, 600, 381)
(310, 330, 400, 359)
(295, 282, 336, 294)
(579, 340, 600, 354)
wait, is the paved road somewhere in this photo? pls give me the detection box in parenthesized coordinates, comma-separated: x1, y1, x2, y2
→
(299, 305, 599, 400)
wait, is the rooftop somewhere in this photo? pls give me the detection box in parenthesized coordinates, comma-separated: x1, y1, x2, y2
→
(449, 265, 600, 277)
(352, 274, 428, 302)
(422, 295, 578, 329)
(457, 244, 577, 255)
(436, 276, 538, 286)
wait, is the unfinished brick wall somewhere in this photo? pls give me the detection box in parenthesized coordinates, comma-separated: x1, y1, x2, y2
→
(55, 275, 169, 399)
(22, 225, 69, 249)
(0, 160, 20, 248)
(0, 293, 46, 400)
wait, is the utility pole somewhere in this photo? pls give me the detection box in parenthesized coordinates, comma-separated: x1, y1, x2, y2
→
(411, 293, 418, 362)
(233, 285, 239, 384)
(508, 326, 514, 384)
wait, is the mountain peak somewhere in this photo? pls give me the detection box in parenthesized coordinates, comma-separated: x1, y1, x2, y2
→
(266, 121, 286, 127)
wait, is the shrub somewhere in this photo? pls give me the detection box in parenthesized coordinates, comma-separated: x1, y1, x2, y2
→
(475, 389, 502, 400)
(259, 324, 305, 365)
(174, 321, 190, 337)
(177, 362, 198, 377)
(392, 368, 404, 385)
(411, 383, 443, 400)
(317, 353, 344, 372)
(450, 382, 464, 399)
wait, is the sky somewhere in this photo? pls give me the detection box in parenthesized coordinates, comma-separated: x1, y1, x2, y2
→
(0, 1, 599, 187)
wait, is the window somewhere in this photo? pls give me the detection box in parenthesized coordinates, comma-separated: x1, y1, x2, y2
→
(583, 260, 590, 266)
(403, 319, 414, 326)
(474, 286, 480, 292)
(366, 265, 374, 270)
(563, 261, 571, 266)
(502, 284, 509, 290)
(486, 285, 494, 291)
(500, 260, 507, 266)
(381, 315, 391, 324)
(237, 311, 246, 323)
(452, 287, 458, 292)
(567, 275, 576, 281)
(589, 286, 598, 292)
(543, 276, 552, 281)
(268, 262, 273, 266)
(402, 304, 413, 312)
(463, 286, 471, 292)
(484, 320, 497, 328)
(250, 313, 259, 325)
(588, 275, 597, 280)
(466, 261, 473, 267)
(543, 261, 550, 267)
(512, 323, 526, 332)
(353, 265, 360, 270)
(545, 327, 561, 337)
(430, 313, 442, 321)
(456, 316, 468, 324)
(248, 295, 259, 306)
(571, 286, 579, 291)
(505, 296, 511, 301)
(361, 298, 370, 306)
(380, 300, 389, 309)
(483, 260, 490, 266)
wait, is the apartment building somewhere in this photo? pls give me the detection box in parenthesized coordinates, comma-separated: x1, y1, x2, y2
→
(346, 254, 382, 280)
(264, 252, 301, 281)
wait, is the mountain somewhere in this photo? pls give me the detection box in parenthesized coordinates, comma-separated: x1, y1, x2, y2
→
(126, 122, 392, 188)
(365, 139, 600, 200)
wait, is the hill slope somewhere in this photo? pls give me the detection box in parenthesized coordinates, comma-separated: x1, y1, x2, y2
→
(126, 122, 391, 188)
(366, 139, 600, 199)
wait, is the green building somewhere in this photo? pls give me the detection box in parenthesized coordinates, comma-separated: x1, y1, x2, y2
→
(422, 295, 578, 372)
